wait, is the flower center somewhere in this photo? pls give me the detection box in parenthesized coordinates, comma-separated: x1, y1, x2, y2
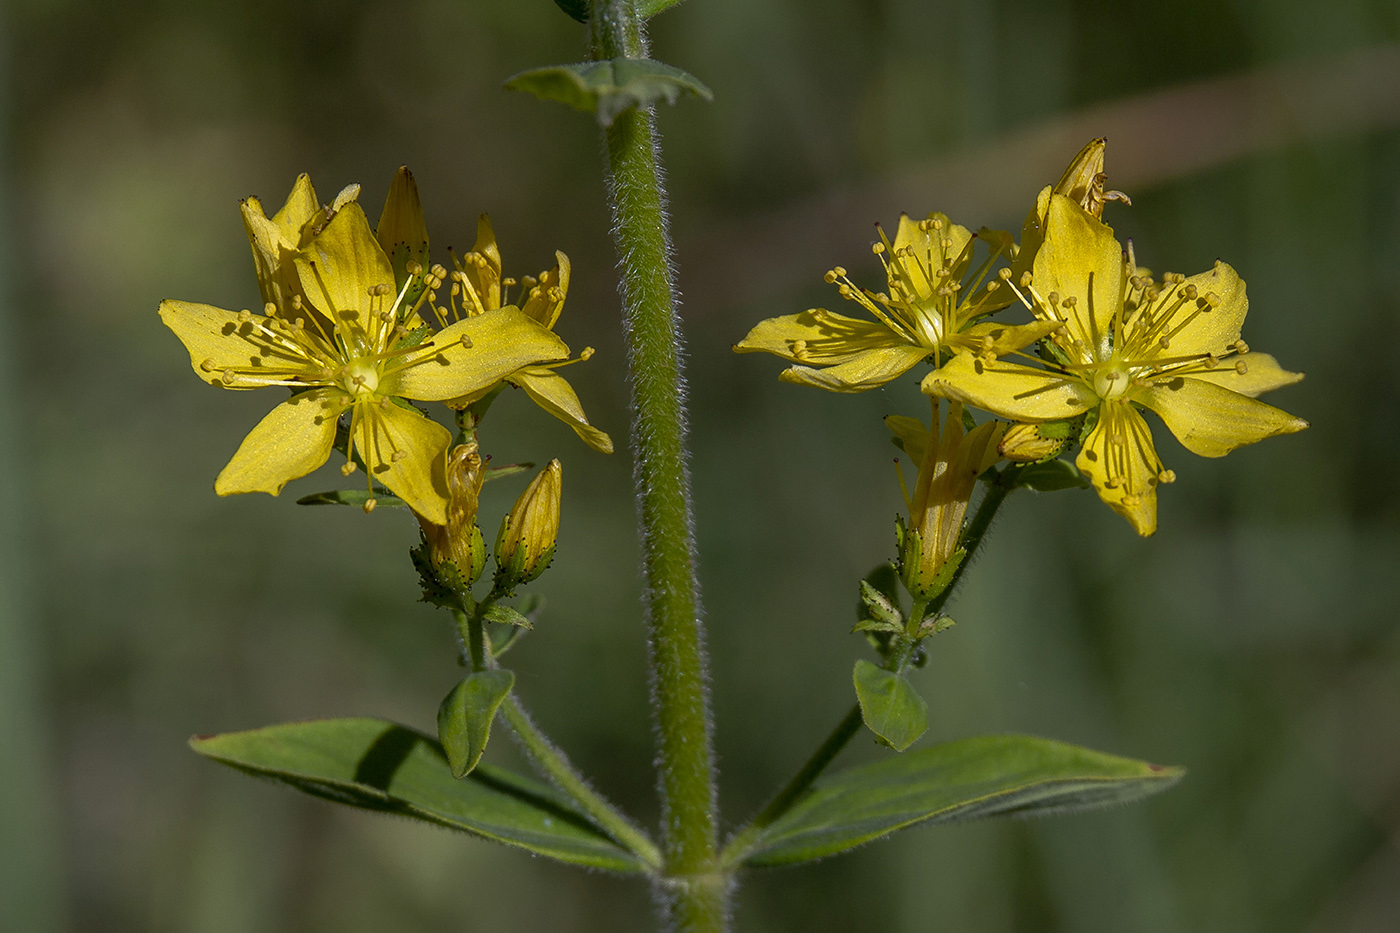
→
(342, 358, 381, 397)
(1092, 360, 1133, 401)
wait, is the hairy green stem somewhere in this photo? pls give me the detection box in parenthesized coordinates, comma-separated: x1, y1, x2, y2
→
(720, 474, 1017, 864)
(590, 0, 721, 926)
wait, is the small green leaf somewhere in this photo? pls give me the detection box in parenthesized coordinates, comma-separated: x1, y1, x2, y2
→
(853, 660, 929, 751)
(638, 0, 685, 16)
(736, 734, 1183, 867)
(438, 670, 515, 778)
(859, 580, 902, 628)
(190, 718, 647, 873)
(505, 58, 713, 126)
(484, 462, 535, 482)
(483, 604, 534, 629)
(296, 489, 407, 509)
(1016, 459, 1092, 492)
(852, 618, 902, 634)
(916, 614, 956, 637)
(552, 0, 588, 22)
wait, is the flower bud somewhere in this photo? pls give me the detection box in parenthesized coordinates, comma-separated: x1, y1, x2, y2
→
(895, 403, 1004, 600)
(417, 442, 487, 587)
(997, 422, 1068, 463)
(495, 460, 561, 588)
(1053, 137, 1130, 219)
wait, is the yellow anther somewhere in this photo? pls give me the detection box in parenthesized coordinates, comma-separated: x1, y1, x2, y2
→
(1019, 272, 1033, 288)
(341, 461, 358, 476)
(986, 281, 1000, 292)
(459, 334, 473, 348)
(263, 302, 277, 316)
(1158, 469, 1177, 484)
(406, 260, 423, 276)
(292, 295, 304, 310)
(1159, 336, 1170, 349)
(237, 309, 252, 323)
(579, 347, 595, 361)
(823, 270, 838, 284)
(931, 218, 944, 230)
(1062, 296, 1077, 308)
(838, 284, 853, 298)
(1235, 360, 1249, 374)
(430, 264, 447, 278)
(1234, 340, 1249, 353)
(1205, 292, 1221, 308)
(200, 359, 217, 371)
(872, 242, 885, 255)
(362, 498, 377, 514)
(833, 266, 847, 277)
(220, 369, 235, 385)
(1204, 354, 1218, 369)
(998, 267, 1012, 280)
(391, 450, 407, 463)
(1182, 284, 1198, 300)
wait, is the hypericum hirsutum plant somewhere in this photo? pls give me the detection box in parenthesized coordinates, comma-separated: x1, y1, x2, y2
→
(165, 2, 1306, 929)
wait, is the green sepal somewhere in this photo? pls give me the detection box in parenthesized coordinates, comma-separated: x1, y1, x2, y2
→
(296, 488, 407, 509)
(504, 58, 713, 127)
(552, 0, 588, 22)
(731, 734, 1184, 867)
(853, 660, 929, 752)
(1015, 459, 1092, 492)
(484, 603, 534, 630)
(438, 670, 515, 778)
(410, 541, 468, 611)
(189, 718, 648, 873)
(484, 462, 535, 482)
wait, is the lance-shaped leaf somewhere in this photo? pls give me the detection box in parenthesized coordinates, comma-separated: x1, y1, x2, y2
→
(853, 660, 929, 752)
(296, 489, 408, 509)
(190, 718, 649, 873)
(734, 734, 1182, 867)
(438, 671, 515, 778)
(505, 59, 713, 126)
(1014, 459, 1092, 492)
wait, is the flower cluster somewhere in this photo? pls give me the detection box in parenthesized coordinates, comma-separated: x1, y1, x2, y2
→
(737, 139, 1307, 537)
(160, 168, 609, 564)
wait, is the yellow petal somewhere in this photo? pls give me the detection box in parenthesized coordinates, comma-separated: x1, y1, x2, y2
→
(375, 166, 430, 290)
(521, 251, 570, 330)
(1139, 376, 1308, 458)
(884, 414, 929, 464)
(1155, 261, 1248, 358)
(392, 307, 569, 403)
(922, 353, 1095, 421)
(735, 309, 911, 365)
(952, 320, 1065, 356)
(158, 299, 323, 388)
(890, 212, 974, 303)
(215, 388, 350, 496)
(512, 367, 614, 453)
(240, 200, 302, 313)
(295, 202, 394, 334)
(1032, 193, 1123, 354)
(1185, 352, 1303, 398)
(456, 214, 502, 314)
(272, 173, 320, 242)
(780, 344, 931, 393)
(353, 399, 451, 524)
(1075, 403, 1159, 536)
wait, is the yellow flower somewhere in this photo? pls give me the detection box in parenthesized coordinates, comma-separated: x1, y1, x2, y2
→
(888, 401, 1005, 598)
(923, 193, 1308, 536)
(160, 174, 570, 524)
(495, 459, 563, 588)
(430, 216, 613, 454)
(735, 214, 1059, 393)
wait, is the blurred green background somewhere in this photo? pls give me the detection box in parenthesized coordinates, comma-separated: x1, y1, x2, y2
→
(1, 0, 1395, 929)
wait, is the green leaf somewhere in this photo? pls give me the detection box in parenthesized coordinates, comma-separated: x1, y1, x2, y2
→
(484, 462, 535, 482)
(483, 604, 534, 629)
(438, 671, 515, 778)
(852, 617, 902, 634)
(552, 0, 588, 22)
(505, 58, 713, 126)
(296, 488, 407, 509)
(858, 580, 902, 629)
(853, 660, 928, 751)
(738, 734, 1184, 867)
(638, 0, 685, 16)
(190, 719, 648, 873)
(1016, 459, 1092, 492)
